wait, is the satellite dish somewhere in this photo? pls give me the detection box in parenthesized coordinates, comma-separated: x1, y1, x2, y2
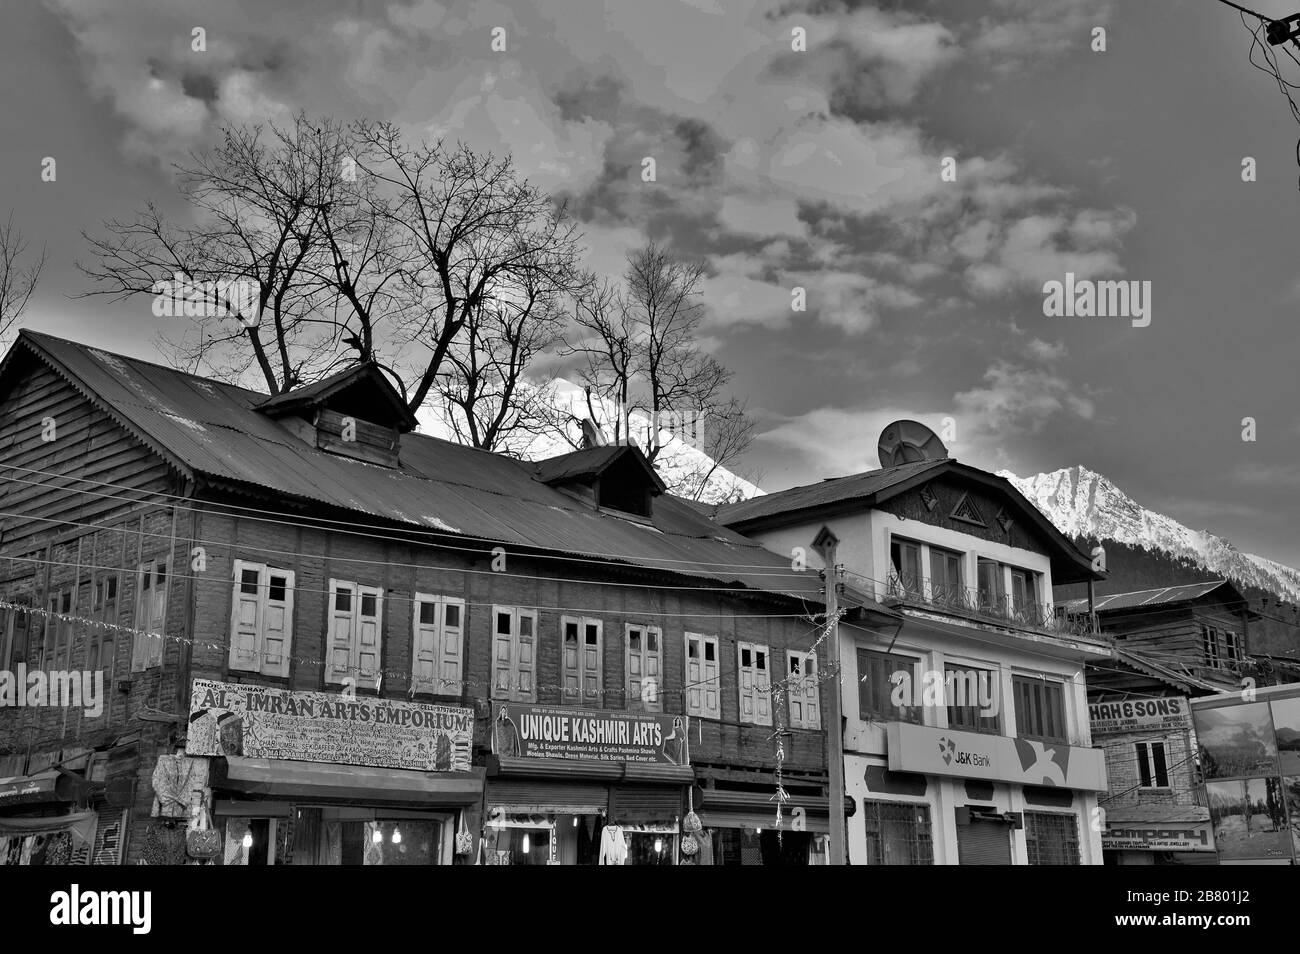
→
(877, 420, 949, 468)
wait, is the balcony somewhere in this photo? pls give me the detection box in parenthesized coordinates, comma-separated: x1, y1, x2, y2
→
(881, 571, 1102, 640)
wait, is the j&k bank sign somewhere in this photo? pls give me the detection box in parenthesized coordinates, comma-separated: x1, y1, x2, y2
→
(886, 722, 1108, 791)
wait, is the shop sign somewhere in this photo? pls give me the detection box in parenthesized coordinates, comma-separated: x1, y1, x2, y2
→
(886, 722, 1107, 791)
(1102, 821, 1215, 852)
(1089, 696, 1190, 735)
(186, 679, 473, 772)
(492, 702, 689, 765)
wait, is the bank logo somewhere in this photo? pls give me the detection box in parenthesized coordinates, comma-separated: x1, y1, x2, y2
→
(1014, 738, 1071, 786)
(938, 736, 956, 766)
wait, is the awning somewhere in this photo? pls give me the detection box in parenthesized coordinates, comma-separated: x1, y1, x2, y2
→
(696, 788, 853, 833)
(210, 758, 484, 805)
(0, 770, 88, 808)
(489, 755, 693, 785)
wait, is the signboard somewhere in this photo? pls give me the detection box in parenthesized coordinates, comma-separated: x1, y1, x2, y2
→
(1089, 696, 1190, 736)
(186, 679, 473, 773)
(491, 703, 689, 765)
(886, 721, 1108, 791)
(1102, 821, 1214, 852)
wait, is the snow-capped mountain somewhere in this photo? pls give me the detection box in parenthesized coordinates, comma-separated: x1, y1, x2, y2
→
(417, 378, 763, 505)
(1000, 465, 1300, 602)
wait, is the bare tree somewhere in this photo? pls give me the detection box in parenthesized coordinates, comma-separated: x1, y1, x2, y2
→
(567, 279, 635, 444)
(434, 252, 577, 453)
(80, 115, 587, 425)
(0, 214, 47, 343)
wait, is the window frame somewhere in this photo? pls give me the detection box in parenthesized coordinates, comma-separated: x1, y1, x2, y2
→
(325, 579, 384, 689)
(684, 633, 721, 720)
(491, 604, 538, 703)
(1202, 624, 1220, 668)
(861, 799, 934, 865)
(88, 573, 118, 674)
(626, 623, 663, 712)
(786, 650, 821, 730)
(857, 648, 923, 724)
(227, 559, 295, 678)
(1023, 810, 1081, 865)
(736, 640, 772, 726)
(131, 559, 169, 672)
(560, 615, 604, 705)
(1012, 674, 1068, 743)
(412, 593, 466, 696)
(1136, 740, 1171, 789)
(944, 663, 1000, 735)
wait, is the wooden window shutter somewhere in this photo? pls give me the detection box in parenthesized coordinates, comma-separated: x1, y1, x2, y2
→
(354, 585, 383, 689)
(440, 597, 464, 695)
(260, 569, 294, 678)
(229, 560, 263, 672)
(325, 580, 356, 685)
(413, 595, 440, 694)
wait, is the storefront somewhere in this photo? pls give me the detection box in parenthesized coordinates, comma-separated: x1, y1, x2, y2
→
(694, 780, 844, 865)
(484, 702, 691, 864)
(0, 748, 99, 865)
(183, 679, 482, 865)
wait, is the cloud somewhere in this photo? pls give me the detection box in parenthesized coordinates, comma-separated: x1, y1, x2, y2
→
(954, 361, 1095, 439)
(972, 0, 1118, 69)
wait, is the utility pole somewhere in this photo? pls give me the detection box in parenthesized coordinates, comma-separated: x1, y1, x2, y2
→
(812, 525, 845, 865)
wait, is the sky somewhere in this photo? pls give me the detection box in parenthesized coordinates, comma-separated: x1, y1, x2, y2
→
(2, 0, 1300, 566)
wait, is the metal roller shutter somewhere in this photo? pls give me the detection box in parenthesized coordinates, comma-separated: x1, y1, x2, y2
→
(956, 818, 1012, 864)
(486, 780, 608, 813)
(611, 784, 683, 823)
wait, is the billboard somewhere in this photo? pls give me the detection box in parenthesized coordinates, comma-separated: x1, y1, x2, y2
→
(186, 679, 473, 773)
(1089, 696, 1190, 736)
(491, 703, 689, 765)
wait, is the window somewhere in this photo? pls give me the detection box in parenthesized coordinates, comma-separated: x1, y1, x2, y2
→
(977, 559, 1004, 613)
(1012, 675, 1067, 743)
(737, 641, 772, 726)
(228, 560, 295, 677)
(412, 594, 465, 695)
(561, 616, 603, 704)
(88, 575, 118, 673)
(1202, 625, 1220, 667)
(132, 559, 168, 671)
(626, 624, 663, 712)
(1224, 630, 1240, 664)
(786, 651, 820, 730)
(1024, 811, 1080, 865)
(0, 599, 30, 672)
(945, 664, 999, 734)
(685, 633, 720, 719)
(1009, 568, 1038, 617)
(889, 538, 922, 594)
(1136, 741, 1170, 788)
(857, 649, 922, 724)
(326, 580, 383, 688)
(44, 586, 75, 671)
(492, 605, 537, 702)
(929, 546, 963, 604)
(861, 800, 933, 865)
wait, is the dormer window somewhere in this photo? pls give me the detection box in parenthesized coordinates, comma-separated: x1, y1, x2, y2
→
(536, 445, 666, 520)
(256, 362, 416, 468)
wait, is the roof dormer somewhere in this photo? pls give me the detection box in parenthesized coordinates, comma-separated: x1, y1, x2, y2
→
(535, 445, 666, 519)
(258, 362, 416, 468)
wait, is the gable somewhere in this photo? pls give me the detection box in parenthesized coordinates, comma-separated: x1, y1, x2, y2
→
(878, 476, 1060, 557)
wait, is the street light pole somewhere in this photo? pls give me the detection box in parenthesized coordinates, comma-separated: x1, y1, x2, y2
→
(812, 525, 846, 865)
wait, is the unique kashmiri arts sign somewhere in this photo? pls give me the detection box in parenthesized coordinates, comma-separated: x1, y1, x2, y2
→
(186, 680, 473, 772)
(491, 703, 689, 765)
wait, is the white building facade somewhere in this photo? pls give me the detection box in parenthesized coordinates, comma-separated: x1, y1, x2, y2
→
(718, 459, 1111, 865)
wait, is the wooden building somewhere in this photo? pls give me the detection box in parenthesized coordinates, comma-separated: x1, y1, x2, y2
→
(0, 330, 890, 866)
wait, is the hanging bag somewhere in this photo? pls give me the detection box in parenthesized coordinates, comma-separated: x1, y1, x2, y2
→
(186, 797, 221, 860)
(455, 814, 474, 856)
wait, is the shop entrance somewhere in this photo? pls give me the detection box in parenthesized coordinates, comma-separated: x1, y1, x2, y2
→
(218, 804, 451, 865)
(484, 812, 679, 865)
(956, 816, 1012, 864)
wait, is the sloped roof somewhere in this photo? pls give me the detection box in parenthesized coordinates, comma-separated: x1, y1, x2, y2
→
(714, 457, 1100, 583)
(258, 361, 418, 431)
(535, 444, 667, 493)
(1066, 580, 1255, 616)
(2, 331, 875, 607)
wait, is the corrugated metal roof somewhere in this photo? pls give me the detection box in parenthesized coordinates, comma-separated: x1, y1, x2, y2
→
(14, 331, 846, 603)
(715, 460, 945, 525)
(1066, 581, 1230, 614)
(534, 445, 666, 492)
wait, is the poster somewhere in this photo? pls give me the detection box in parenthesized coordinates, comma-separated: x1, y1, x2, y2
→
(186, 679, 473, 773)
(491, 703, 689, 764)
(1194, 702, 1278, 780)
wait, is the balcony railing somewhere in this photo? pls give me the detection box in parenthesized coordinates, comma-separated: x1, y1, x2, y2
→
(883, 572, 1101, 639)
